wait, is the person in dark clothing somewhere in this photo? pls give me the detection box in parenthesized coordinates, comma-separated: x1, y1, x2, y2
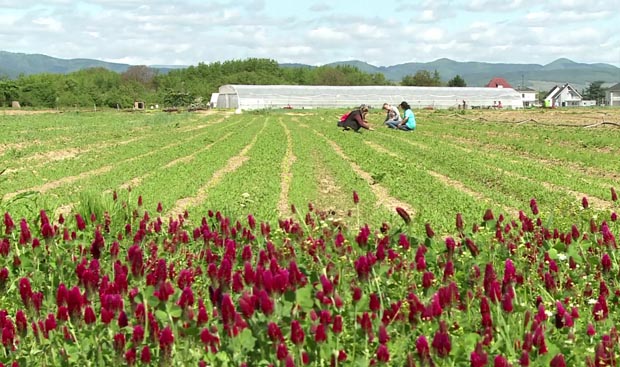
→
(337, 105, 374, 132)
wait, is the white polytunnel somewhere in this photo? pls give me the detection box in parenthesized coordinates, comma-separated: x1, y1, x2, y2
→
(213, 84, 524, 110)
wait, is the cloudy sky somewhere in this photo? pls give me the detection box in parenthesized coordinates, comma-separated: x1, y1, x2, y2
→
(1, 0, 619, 67)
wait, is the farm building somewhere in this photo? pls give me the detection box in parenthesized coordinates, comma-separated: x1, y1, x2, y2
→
(516, 87, 538, 107)
(606, 83, 620, 106)
(212, 85, 524, 110)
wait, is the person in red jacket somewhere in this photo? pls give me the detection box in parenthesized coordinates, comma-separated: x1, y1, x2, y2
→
(337, 105, 374, 132)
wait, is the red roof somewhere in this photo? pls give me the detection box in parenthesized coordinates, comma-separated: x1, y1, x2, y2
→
(485, 77, 513, 88)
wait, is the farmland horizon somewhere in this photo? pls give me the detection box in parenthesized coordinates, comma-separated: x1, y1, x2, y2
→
(2, 50, 618, 92)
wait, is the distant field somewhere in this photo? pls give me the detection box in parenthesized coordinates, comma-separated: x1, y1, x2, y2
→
(1, 107, 619, 231)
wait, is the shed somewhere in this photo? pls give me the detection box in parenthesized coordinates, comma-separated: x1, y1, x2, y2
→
(212, 85, 524, 110)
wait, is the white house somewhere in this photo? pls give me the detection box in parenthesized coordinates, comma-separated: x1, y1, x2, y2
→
(516, 87, 538, 107)
(605, 83, 620, 106)
(544, 84, 582, 107)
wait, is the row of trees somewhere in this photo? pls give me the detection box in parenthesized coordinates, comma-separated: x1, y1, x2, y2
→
(0, 58, 468, 108)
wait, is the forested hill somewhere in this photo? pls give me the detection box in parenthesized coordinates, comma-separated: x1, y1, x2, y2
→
(312, 58, 620, 91)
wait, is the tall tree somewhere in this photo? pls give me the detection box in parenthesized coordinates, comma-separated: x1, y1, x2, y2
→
(582, 81, 605, 105)
(0, 79, 19, 106)
(122, 65, 157, 88)
(401, 70, 442, 86)
(447, 74, 466, 87)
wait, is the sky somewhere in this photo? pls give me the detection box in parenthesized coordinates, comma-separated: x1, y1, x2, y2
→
(1, 0, 619, 68)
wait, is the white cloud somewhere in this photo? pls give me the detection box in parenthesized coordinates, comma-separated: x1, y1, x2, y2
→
(308, 27, 350, 43)
(0, 0, 618, 67)
(419, 10, 437, 22)
(308, 2, 331, 12)
(32, 17, 63, 32)
(420, 28, 444, 42)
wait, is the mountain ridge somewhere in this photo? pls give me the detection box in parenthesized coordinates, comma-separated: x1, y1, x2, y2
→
(1, 50, 619, 91)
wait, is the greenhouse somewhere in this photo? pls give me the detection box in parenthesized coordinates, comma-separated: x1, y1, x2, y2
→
(213, 84, 524, 110)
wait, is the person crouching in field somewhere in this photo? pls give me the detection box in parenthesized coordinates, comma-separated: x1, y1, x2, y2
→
(386, 101, 416, 131)
(382, 103, 401, 126)
(338, 105, 374, 132)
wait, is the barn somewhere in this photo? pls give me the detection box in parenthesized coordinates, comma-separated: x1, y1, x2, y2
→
(212, 85, 524, 110)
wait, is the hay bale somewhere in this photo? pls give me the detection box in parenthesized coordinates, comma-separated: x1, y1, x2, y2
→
(11, 101, 20, 108)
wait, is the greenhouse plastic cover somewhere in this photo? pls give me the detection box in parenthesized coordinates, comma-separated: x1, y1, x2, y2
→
(216, 84, 524, 110)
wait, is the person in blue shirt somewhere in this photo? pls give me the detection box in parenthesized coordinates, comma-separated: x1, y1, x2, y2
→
(386, 101, 416, 131)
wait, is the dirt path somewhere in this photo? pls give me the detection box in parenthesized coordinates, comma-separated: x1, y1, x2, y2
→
(309, 129, 415, 216)
(314, 156, 349, 214)
(3, 165, 114, 201)
(277, 120, 296, 216)
(167, 121, 266, 217)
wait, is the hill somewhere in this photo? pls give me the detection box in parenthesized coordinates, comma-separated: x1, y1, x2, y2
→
(2, 50, 619, 92)
(0, 51, 178, 78)
(321, 58, 620, 91)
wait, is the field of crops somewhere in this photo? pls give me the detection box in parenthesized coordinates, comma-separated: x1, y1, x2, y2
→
(1, 107, 619, 366)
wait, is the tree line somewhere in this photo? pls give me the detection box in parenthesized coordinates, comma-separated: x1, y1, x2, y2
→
(0, 57, 470, 108)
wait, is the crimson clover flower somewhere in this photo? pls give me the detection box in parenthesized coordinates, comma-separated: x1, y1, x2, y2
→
(18, 219, 31, 245)
(483, 209, 494, 221)
(125, 348, 136, 366)
(470, 343, 488, 367)
(416, 335, 430, 360)
(493, 355, 510, 367)
(550, 354, 566, 367)
(18, 278, 33, 308)
(378, 324, 390, 344)
(529, 198, 539, 215)
(140, 346, 151, 363)
(396, 207, 411, 225)
(75, 214, 86, 231)
(267, 322, 283, 342)
(425, 223, 435, 238)
(314, 324, 327, 343)
(376, 343, 390, 363)
(333, 315, 343, 334)
(431, 321, 451, 357)
(159, 326, 174, 354)
(455, 213, 464, 232)
(113, 333, 126, 354)
(3, 212, 15, 235)
(290, 320, 305, 345)
(276, 342, 289, 360)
